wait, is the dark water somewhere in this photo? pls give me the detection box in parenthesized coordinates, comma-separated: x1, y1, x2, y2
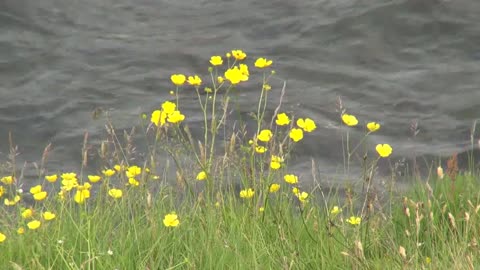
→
(1, 0, 480, 180)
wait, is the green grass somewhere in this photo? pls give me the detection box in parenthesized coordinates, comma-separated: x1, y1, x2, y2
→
(1, 50, 480, 269)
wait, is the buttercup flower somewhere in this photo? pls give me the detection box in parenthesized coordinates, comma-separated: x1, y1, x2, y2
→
(270, 155, 284, 170)
(196, 171, 207, 181)
(289, 128, 304, 142)
(346, 216, 362, 225)
(114, 164, 124, 172)
(367, 122, 380, 132)
(34, 191, 47, 201)
(163, 212, 180, 227)
(257, 129, 273, 142)
(239, 64, 249, 76)
(102, 169, 116, 177)
(217, 76, 224, 84)
(187, 75, 202, 86)
(0, 186, 4, 198)
(30, 185, 42, 195)
(284, 174, 298, 185)
(342, 114, 358, 126)
(74, 189, 90, 204)
(43, 211, 56, 221)
(45, 174, 58, 183)
(297, 191, 309, 203)
(269, 184, 280, 193)
(255, 146, 267, 154)
(17, 227, 25, 234)
(161, 101, 176, 114)
(263, 84, 272, 91)
(240, 188, 255, 199)
(297, 118, 317, 132)
(128, 178, 140, 186)
(151, 110, 167, 127)
(167, 110, 185, 123)
(61, 172, 77, 181)
(330, 206, 342, 215)
(27, 220, 41, 230)
(22, 209, 33, 219)
(292, 187, 300, 195)
(126, 166, 142, 178)
(210, 56, 223, 66)
(254, 57, 273, 68)
(0, 232, 6, 243)
(224, 67, 248, 84)
(376, 144, 393, 158)
(1, 176, 14, 185)
(171, 74, 186, 86)
(4, 195, 21, 206)
(231, 50, 247, 60)
(88, 175, 101, 183)
(108, 188, 123, 199)
(276, 113, 290, 126)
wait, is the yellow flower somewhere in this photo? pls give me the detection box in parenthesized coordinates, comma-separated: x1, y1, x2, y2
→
(45, 174, 58, 183)
(74, 189, 90, 204)
(210, 56, 223, 66)
(22, 209, 33, 219)
(27, 220, 41, 230)
(167, 110, 185, 124)
(259, 207, 265, 212)
(102, 169, 116, 177)
(231, 50, 247, 60)
(346, 216, 361, 225)
(17, 227, 24, 235)
(128, 178, 140, 186)
(170, 74, 186, 86)
(88, 175, 101, 183)
(376, 144, 393, 158)
(163, 212, 180, 227)
(126, 166, 142, 178)
(61, 178, 78, 191)
(240, 188, 255, 199)
(78, 182, 91, 190)
(0, 186, 4, 198)
(4, 195, 21, 206)
(187, 75, 202, 86)
(367, 122, 380, 132)
(330, 206, 342, 215)
(217, 76, 224, 84)
(297, 191, 309, 203)
(108, 188, 123, 199)
(297, 118, 317, 132)
(289, 128, 304, 142)
(196, 171, 207, 181)
(43, 211, 56, 221)
(425, 257, 431, 264)
(276, 113, 290, 126)
(270, 155, 284, 170)
(204, 87, 212, 93)
(342, 114, 358, 126)
(151, 110, 168, 127)
(114, 164, 124, 172)
(162, 101, 176, 114)
(284, 174, 298, 184)
(0, 232, 6, 243)
(1, 176, 14, 185)
(33, 191, 47, 201)
(254, 57, 273, 68)
(61, 172, 77, 181)
(239, 64, 249, 76)
(262, 84, 271, 91)
(269, 184, 280, 193)
(30, 185, 42, 195)
(255, 146, 267, 154)
(226, 52, 231, 58)
(224, 67, 248, 84)
(292, 187, 300, 195)
(257, 129, 273, 142)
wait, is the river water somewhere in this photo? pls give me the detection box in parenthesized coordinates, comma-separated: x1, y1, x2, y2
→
(1, 0, 480, 182)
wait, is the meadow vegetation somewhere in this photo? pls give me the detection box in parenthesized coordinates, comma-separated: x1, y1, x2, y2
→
(0, 50, 479, 269)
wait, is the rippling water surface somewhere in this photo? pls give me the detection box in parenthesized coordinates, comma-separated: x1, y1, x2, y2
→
(1, 0, 480, 180)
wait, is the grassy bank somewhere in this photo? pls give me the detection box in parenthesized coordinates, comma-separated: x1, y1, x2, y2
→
(1, 51, 479, 269)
